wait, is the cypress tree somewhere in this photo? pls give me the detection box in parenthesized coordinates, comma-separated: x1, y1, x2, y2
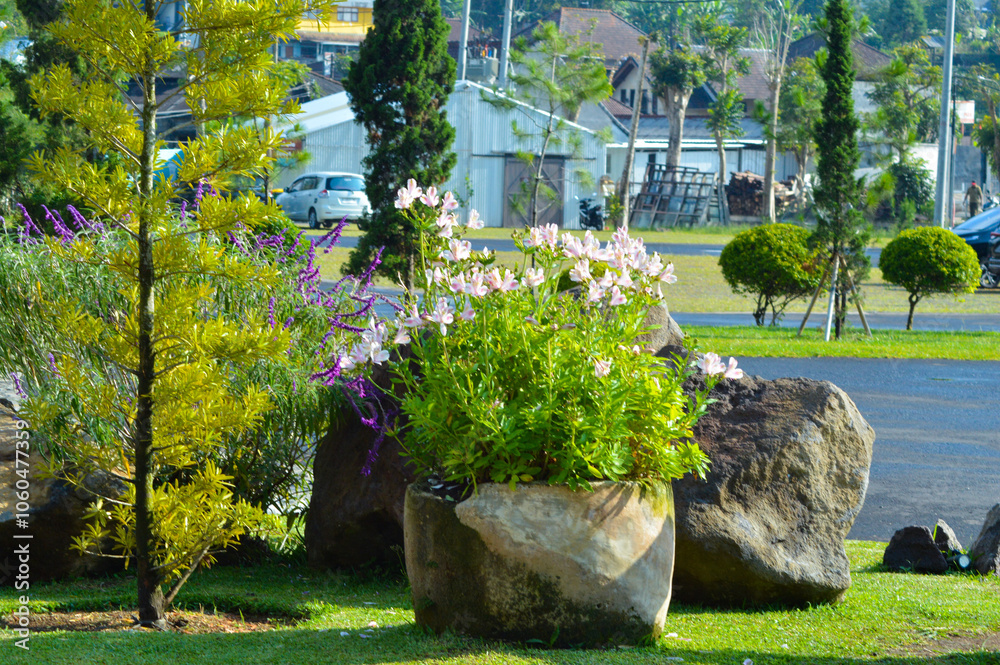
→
(344, 0, 456, 286)
(811, 0, 870, 339)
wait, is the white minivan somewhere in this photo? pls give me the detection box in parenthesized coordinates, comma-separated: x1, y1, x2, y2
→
(276, 172, 370, 228)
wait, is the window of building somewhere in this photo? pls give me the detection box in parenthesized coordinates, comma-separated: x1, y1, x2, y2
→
(629, 89, 635, 108)
(338, 7, 359, 22)
(300, 43, 317, 59)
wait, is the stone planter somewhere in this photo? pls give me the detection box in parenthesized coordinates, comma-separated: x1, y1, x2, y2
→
(404, 480, 675, 646)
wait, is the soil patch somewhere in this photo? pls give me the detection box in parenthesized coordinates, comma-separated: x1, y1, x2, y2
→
(1, 609, 295, 634)
(890, 629, 1000, 657)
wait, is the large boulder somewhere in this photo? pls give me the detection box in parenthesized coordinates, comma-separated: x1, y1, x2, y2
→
(969, 504, 1000, 576)
(671, 374, 875, 607)
(305, 354, 416, 569)
(883, 526, 948, 573)
(0, 406, 124, 583)
(635, 302, 685, 353)
(405, 480, 675, 645)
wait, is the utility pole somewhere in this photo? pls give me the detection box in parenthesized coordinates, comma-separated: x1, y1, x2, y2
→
(498, 0, 514, 88)
(458, 0, 472, 81)
(933, 0, 957, 227)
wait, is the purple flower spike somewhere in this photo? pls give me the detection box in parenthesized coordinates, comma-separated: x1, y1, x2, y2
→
(9, 372, 26, 399)
(267, 297, 276, 328)
(17, 204, 42, 237)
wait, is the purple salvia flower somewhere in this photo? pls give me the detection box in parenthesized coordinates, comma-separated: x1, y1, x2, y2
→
(47, 352, 59, 376)
(267, 297, 276, 328)
(9, 372, 26, 399)
(44, 206, 74, 243)
(358, 247, 384, 289)
(17, 204, 42, 237)
(282, 316, 294, 330)
(194, 180, 206, 207)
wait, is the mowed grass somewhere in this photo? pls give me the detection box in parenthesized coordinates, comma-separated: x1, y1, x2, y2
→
(315, 247, 1000, 317)
(1, 541, 998, 663)
(687, 325, 1000, 360)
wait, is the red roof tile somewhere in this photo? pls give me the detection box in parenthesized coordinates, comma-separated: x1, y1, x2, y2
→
(517, 7, 648, 68)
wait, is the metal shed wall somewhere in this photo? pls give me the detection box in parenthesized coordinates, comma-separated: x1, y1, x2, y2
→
(279, 81, 607, 229)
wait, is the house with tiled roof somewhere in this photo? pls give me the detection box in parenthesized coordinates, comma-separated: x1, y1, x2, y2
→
(787, 33, 891, 80)
(514, 7, 648, 71)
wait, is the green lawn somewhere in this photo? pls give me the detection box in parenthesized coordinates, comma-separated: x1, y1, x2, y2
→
(1, 542, 998, 663)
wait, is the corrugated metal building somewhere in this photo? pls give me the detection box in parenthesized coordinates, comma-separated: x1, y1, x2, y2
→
(277, 80, 608, 229)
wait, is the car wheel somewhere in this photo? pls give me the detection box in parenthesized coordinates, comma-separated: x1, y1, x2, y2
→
(308, 209, 319, 229)
(324, 220, 333, 229)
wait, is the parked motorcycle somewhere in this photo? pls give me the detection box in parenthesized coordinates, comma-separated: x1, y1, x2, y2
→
(984, 194, 1000, 212)
(578, 196, 604, 231)
(980, 230, 1000, 288)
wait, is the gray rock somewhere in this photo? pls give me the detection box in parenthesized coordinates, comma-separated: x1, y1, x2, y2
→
(933, 518, 963, 554)
(672, 374, 875, 607)
(305, 348, 416, 569)
(404, 480, 675, 645)
(636, 302, 685, 353)
(969, 504, 1000, 576)
(0, 407, 124, 583)
(883, 526, 949, 574)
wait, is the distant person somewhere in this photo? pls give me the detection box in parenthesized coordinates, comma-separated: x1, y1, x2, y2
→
(965, 180, 983, 218)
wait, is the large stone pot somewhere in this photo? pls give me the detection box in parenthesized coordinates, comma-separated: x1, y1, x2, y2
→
(404, 480, 675, 646)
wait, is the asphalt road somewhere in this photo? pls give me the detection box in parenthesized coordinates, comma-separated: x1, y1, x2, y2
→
(739, 357, 1000, 544)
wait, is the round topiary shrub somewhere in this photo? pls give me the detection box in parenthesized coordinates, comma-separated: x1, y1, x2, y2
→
(718, 223, 822, 326)
(879, 226, 980, 330)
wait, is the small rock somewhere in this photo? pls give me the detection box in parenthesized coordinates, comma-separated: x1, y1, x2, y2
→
(883, 526, 948, 574)
(968, 504, 1000, 576)
(932, 519, 963, 554)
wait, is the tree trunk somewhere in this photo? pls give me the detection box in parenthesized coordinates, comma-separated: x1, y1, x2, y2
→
(665, 90, 689, 169)
(715, 132, 727, 193)
(135, 0, 166, 628)
(906, 294, 919, 330)
(618, 37, 651, 228)
(763, 80, 782, 223)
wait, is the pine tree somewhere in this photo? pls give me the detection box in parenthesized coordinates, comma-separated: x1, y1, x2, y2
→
(344, 0, 456, 287)
(811, 0, 870, 339)
(9, 0, 341, 627)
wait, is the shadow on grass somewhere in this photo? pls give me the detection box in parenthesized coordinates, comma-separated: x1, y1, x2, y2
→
(6, 624, 998, 665)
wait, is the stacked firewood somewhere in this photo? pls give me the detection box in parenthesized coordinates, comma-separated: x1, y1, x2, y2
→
(725, 171, 796, 216)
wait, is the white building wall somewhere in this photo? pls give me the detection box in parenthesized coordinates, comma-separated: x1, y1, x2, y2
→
(280, 82, 607, 228)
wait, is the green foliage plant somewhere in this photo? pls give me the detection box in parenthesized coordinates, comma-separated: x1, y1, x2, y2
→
(880, 0, 927, 48)
(775, 57, 824, 204)
(491, 21, 612, 229)
(865, 44, 941, 163)
(878, 227, 981, 330)
(343, 0, 456, 287)
(697, 15, 750, 183)
(0, 0, 344, 628)
(650, 47, 707, 169)
(812, 0, 871, 339)
(368, 181, 746, 492)
(719, 223, 822, 326)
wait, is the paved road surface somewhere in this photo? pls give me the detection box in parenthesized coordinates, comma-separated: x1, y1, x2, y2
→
(739, 357, 1000, 544)
(673, 311, 1000, 332)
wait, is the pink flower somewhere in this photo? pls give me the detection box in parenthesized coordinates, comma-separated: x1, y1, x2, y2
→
(449, 238, 471, 261)
(523, 267, 545, 287)
(466, 209, 485, 230)
(657, 263, 677, 284)
(569, 259, 592, 283)
(562, 234, 586, 259)
(449, 272, 468, 294)
(469, 271, 489, 297)
(582, 231, 600, 258)
(441, 191, 459, 211)
(401, 305, 425, 328)
(615, 271, 633, 290)
(425, 266, 447, 285)
(485, 267, 503, 291)
(420, 185, 439, 207)
(697, 352, 726, 376)
(393, 327, 411, 345)
(499, 269, 519, 292)
(724, 357, 743, 380)
(540, 224, 559, 246)
(525, 226, 545, 248)
(643, 252, 664, 277)
(460, 307, 476, 322)
(436, 211, 456, 238)
(587, 281, 605, 303)
(395, 187, 414, 210)
(429, 297, 454, 335)
(608, 285, 627, 306)
(395, 179, 422, 209)
(598, 271, 614, 289)
(594, 358, 612, 378)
